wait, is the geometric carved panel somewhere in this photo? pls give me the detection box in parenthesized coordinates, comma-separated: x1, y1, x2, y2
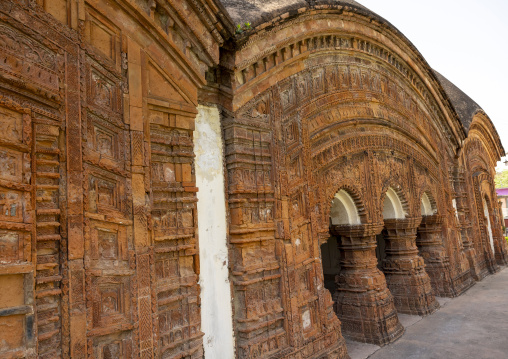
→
(91, 276, 130, 328)
(85, 6, 120, 66)
(88, 172, 125, 215)
(90, 221, 128, 263)
(0, 315, 25, 352)
(0, 187, 23, 223)
(0, 106, 22, 144)
(0, 148, 23, 183)
(0, 230, 23, 262)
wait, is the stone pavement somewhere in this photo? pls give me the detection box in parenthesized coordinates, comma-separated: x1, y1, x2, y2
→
(347, 267, 508, 359)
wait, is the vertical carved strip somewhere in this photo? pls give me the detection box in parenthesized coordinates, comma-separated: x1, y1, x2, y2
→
(65, 45, 87, 359)
(127, 38, 154, 358)
(34, 119, 64, 358)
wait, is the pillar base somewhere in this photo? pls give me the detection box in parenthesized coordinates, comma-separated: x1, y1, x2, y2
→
(494, 237, 508, 266)
(383, 218, 439, 316)
(424, 261, 458, 298)
(464, 246, 483, 282)
(384, 271, 440, 316)
(417, 215, 457, 298)
(450, 269, 475, 297)
(335, 286, 404, 346)
(331, 223, 403, 346)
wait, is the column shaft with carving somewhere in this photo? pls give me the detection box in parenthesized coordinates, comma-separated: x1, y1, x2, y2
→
(332, 224, 403, 345)
(417, 215, 455, 297)
(454, 166, 482, 282)
(383, 218, 439, 315)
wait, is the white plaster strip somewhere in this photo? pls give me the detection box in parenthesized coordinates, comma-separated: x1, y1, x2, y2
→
(195, 105, 235, 359)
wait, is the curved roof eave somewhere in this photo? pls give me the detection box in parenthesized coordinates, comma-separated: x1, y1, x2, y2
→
(433, 71, 505, 157)
(432, 70, 481, 132)
(217, 0, 494, 143)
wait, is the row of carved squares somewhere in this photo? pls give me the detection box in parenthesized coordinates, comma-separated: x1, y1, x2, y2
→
(242, 278, 283, 321)
(158, 299, 201, 334)
(229, 202, 275, 226)
(227, 166, 273, 191)
(152, 207, 195, 234)
(239, 331, 288, 359)
(274, 62, 420, 117)
(158, 299, 201, 341)
(155, 251, 197, 285)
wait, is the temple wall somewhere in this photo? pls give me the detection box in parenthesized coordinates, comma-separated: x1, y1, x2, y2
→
(0, 1, 223, 358)
(0, 1, 506, 359)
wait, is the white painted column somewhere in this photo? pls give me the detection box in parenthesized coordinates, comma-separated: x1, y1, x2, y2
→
(194, 105, 235, 359)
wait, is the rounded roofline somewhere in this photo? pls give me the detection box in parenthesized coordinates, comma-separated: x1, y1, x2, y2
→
(216, 0, 501, 146)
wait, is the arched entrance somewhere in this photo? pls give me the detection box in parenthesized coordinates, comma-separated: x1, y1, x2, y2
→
(321, 190, 360, 294)
(380, 187, 439, 315)
(376, 187, 406, 269)
(327, 188, 403, 345)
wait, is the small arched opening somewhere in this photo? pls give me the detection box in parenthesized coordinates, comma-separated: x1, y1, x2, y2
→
(421, 192, 435, 216)
(321, 190, 360, 295)
(377, 187, 406, 268)
(416, 191, 438, 250)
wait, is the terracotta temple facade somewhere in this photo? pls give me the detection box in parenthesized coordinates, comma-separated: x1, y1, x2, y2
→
(0, 1, 507, 358)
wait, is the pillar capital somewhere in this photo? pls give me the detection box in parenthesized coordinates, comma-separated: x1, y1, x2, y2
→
(330, 222, 384, 238)
(383, 217, 422, 231)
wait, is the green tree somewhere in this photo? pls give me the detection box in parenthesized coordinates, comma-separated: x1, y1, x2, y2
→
(495, 170, 508, 188)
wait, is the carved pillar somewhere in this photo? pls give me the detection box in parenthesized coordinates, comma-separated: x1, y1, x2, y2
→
(454, 167, 481, 282)
(494, 235, 508, 266)
(417, 215, 456, 297)
(331, 223, 403, 346)
(491, 210, 508, 266)
(383, 218, 439, 316)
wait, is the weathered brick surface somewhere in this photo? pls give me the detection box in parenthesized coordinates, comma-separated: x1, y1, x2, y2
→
(0, 1, 506, 359)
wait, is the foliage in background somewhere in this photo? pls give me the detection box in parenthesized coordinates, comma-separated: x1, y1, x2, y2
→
(495, 170, 508, 189)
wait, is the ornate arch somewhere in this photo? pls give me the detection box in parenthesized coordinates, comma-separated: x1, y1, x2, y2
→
(323, 181, 368, 228)
(380, 182, 410, 220)
(419, 189, 438, 216)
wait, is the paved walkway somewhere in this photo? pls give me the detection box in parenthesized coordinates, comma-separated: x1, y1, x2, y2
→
(346, 267, 508, 359)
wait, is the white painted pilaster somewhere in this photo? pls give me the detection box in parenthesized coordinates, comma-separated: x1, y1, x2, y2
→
(194, 105, 235, 359)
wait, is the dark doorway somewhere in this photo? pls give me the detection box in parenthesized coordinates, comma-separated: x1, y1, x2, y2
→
(320, 236, 341, 295)
(376, 232, 387, 270)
